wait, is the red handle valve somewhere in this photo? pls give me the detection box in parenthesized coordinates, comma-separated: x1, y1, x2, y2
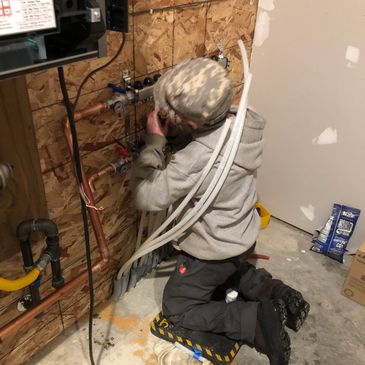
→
(115, 146, 130, 158)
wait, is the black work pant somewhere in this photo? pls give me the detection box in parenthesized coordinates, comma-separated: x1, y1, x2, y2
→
(162, 245, 277, 344)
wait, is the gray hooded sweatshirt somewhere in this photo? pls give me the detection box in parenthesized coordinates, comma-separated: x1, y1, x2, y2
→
(132, 109, 266, 260)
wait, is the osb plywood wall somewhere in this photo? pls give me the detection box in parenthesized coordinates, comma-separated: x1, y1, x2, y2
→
(0, 0, 258, 364)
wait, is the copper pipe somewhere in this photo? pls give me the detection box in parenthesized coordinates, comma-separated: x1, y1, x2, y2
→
(64, 122, 110, 263)
(0, 261, 105, 341)
(88, 165, 115, 193)
(249, 253, 270, 260)
(74, 101, 109, 121)
(0, 104, 112, 342)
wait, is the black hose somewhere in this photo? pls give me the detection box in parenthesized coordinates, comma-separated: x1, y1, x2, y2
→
(57, 31, 127, 365)
(58, 66, 96, 365)
(73, 32, 126, 113)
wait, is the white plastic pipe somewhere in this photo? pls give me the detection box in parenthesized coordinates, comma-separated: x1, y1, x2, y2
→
(116, 40, 251, 280)
(118, 73, 251, 268)
(116, 119, 231, 280)
(117, 40, 250, 278)
(147, 211, 155, 236)
(144, 118, 232, 243)
(134, 75, 251, 259)
(152, 210, 167, 233)
(117, 116, 233, 279)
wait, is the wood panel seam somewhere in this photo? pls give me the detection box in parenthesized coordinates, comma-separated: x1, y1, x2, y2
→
(131, 0, 224, 17)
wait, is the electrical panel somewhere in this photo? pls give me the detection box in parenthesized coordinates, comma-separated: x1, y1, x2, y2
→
(0, 0, 128, 80)
(0, 0, 57, 37)
(106, 0, 128, 33)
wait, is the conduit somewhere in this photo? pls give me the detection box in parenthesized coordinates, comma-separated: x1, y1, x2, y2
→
(0, 104, 111, 342)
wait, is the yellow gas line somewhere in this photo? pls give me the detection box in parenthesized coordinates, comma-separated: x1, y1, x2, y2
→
(0, 267, 41, 292)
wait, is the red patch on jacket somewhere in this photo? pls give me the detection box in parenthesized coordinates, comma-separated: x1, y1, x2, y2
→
(178, 264, 187, 275)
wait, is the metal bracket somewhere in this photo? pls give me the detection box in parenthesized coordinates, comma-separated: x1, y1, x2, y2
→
(86, 7, 102, 23)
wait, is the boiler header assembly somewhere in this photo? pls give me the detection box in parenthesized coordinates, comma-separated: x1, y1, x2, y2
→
(107, 44, 230, 115)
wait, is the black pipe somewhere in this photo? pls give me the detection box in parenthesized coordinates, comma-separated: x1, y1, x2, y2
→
(16, 219, 64, 307)
(18, 237, 34, 271)
(45, 235, 64, 289)
(17, 219, 58, 241)
(19, 243, 41, 307)
(17, 222, 41, 307)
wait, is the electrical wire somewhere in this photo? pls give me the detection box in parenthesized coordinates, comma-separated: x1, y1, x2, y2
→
(57, 31, 127, 365)
(73, 33, 127, 113)
(58, 67, 96, 365)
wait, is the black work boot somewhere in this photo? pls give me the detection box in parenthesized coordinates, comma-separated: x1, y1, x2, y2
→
(254, 299, 291, 365)
(271, 284, 310, 332)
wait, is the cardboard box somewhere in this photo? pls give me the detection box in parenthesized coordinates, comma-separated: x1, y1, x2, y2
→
(342, 242, 365, 306)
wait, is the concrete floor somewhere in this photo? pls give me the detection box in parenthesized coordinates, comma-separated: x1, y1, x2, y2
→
(27, 218, 365, 365)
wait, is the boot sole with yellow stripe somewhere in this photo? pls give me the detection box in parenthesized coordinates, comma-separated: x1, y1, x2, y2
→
(151, 313, 242, 364)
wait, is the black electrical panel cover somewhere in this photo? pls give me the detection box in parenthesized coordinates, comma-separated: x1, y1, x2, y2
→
(105, 0, 129, 33)
(0, 0, 107, 80)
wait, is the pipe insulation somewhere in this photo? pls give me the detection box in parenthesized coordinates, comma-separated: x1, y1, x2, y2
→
(114, 40, 251, 297)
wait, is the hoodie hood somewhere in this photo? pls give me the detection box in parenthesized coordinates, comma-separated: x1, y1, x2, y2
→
(194, 108, 266, 171)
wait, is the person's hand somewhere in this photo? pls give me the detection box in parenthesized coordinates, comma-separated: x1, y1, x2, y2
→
(146, 109, 169, 137)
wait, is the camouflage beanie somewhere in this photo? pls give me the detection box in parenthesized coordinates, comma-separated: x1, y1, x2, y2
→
(154, 58, 233, 126)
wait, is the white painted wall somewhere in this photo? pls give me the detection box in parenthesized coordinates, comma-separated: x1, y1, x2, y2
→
(250, 0, 365, 252)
